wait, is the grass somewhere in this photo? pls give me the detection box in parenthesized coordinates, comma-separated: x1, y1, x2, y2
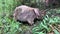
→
(0, 0, 60, 34)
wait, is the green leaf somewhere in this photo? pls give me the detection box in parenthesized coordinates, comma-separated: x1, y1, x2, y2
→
(34, 32, 45, 34)
(53, 29, 60, 34)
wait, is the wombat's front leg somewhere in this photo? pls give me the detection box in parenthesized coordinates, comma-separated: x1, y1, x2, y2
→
(27, 19, 34, 25)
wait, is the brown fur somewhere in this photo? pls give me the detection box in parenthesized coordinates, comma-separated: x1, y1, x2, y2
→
(13, 5, 46, 25)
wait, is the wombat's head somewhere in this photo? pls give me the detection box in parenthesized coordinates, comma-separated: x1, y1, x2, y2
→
(13, 7, 22, 21)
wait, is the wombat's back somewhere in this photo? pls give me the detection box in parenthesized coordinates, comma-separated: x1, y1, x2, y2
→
(16, 9, 36, 21)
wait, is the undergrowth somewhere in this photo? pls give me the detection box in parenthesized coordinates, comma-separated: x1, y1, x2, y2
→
(0, 0, 60, 34)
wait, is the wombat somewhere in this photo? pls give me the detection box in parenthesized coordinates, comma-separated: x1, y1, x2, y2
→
(13, 5, 46, 25)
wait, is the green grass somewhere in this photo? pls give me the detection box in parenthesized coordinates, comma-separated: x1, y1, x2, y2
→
(0, 0, 60, 34)
(32, 15, 60, 34)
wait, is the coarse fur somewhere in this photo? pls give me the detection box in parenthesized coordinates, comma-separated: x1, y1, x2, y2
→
(13, 5, 46, 25)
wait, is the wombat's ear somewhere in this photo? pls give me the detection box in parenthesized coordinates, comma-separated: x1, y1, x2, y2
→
(33, 8, 40, 16)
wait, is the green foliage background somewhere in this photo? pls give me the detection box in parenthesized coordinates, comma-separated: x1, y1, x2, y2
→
(0, 0, 60, 34)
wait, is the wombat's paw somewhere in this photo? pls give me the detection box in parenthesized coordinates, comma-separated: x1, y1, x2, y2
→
(27, 20, 34, 26)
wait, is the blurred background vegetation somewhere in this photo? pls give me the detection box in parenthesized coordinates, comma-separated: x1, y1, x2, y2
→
(0, 0, 60, 34)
